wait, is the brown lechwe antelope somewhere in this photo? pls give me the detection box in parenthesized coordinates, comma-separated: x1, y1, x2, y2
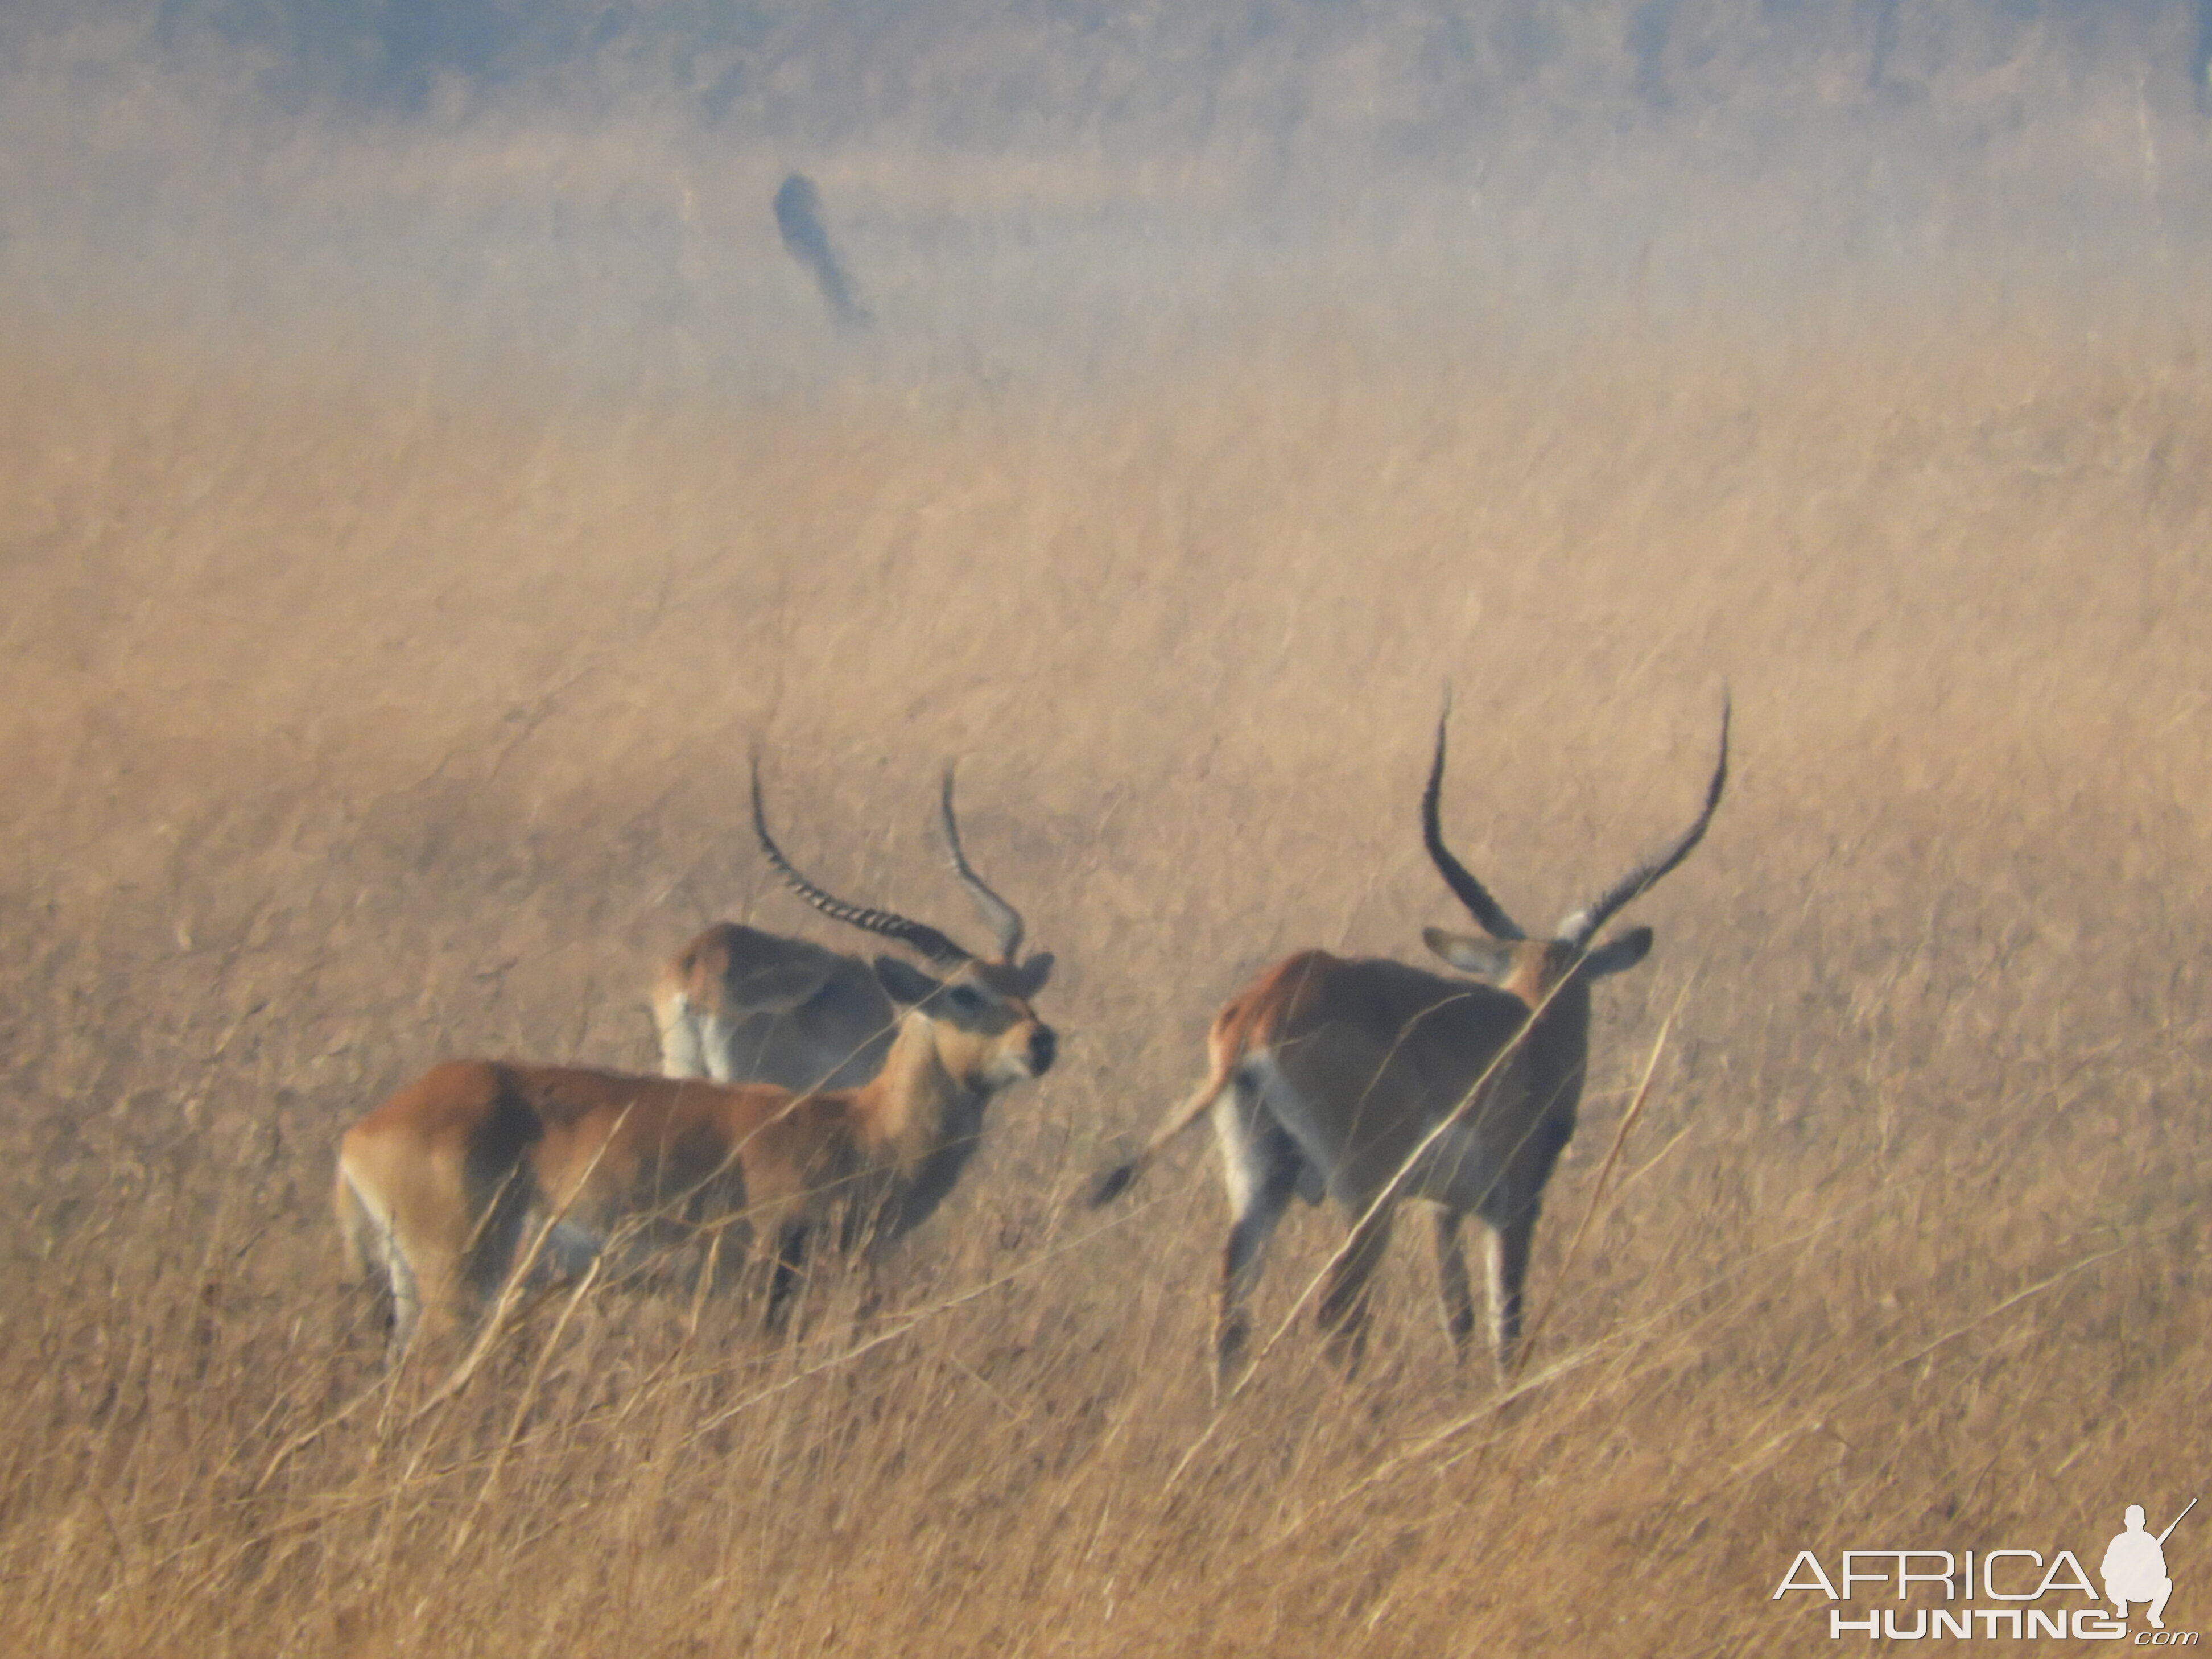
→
(1091, 696, 1727, 1389)
(654, 765, 1047, 1093)
(337, 765, 1057, 1355)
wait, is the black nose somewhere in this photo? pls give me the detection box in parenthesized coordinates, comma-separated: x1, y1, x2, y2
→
(1029, 1025, 1057, 1075)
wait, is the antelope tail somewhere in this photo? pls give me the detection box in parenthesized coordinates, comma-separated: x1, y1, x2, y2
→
(1091, 977, 1283, 1208)
(1088, 1064, 1240, 1207)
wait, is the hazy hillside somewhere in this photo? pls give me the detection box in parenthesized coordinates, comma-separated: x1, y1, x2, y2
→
(7, 1, 2212, 387)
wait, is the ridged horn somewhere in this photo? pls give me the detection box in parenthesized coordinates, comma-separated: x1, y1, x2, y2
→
(751, 757, 972, 967)
(1423, 687, 1526, 942)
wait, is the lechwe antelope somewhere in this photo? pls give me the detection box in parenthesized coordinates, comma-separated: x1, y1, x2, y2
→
(654, 763, 1047, 1093)
(1091, 697, 1727, 1388)
(337, 773, 1057, 1355)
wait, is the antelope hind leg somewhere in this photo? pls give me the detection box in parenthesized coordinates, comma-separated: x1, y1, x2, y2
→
(1315, 1204, 1397, 1378)
(1211, 1092, 1305, 1398)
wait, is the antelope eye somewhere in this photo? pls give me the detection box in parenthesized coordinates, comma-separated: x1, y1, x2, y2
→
(947, 985, 984, 1012)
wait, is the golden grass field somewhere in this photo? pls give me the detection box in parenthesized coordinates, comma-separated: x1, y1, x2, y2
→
(2, 302, 2209, 1654)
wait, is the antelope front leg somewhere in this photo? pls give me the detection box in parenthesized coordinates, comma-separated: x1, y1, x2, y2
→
(764, 1220, 811, 1336)
(1484, 1211, 1536, 1376)
(685, 1225, 730, 1338)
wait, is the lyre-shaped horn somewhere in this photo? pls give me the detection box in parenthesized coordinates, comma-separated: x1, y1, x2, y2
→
(1554, 693, 1731, 948)
(939, 764, 1026, 960)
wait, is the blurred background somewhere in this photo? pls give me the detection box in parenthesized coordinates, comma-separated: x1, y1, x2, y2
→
(9, 1, 2212, 389)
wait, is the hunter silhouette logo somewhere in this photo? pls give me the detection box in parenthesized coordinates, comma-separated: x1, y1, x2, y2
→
(1773, 1494, 2199, 1641)
(2106, 1500, 2193, 1631)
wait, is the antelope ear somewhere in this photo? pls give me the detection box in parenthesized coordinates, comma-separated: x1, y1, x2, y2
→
(873, 956, 943, 1007)
(1582, 926, 1654, 978)
(1423, 927, 1517, 981)
(1017, 951, 1055, 996)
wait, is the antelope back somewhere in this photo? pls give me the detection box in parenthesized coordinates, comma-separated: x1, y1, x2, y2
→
(654, 923, 898, 1091)
(1223, 953, 1550, 1204)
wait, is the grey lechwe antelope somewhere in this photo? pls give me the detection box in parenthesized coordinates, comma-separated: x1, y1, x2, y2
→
(1090, 697, 1728, 1390)
(655, 762, 1053, 1094)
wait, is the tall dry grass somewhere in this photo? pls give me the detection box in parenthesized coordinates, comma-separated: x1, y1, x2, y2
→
(1, 308, 2209, 1654)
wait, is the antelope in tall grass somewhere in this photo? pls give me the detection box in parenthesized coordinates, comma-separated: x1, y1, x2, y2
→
(1091, 698, 1728, 1388)
(655, 765, 1047, 1093)
(337, 764, 1057, 1355)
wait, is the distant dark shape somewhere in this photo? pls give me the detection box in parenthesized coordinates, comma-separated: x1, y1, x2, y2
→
(774, 173, 872, 333)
